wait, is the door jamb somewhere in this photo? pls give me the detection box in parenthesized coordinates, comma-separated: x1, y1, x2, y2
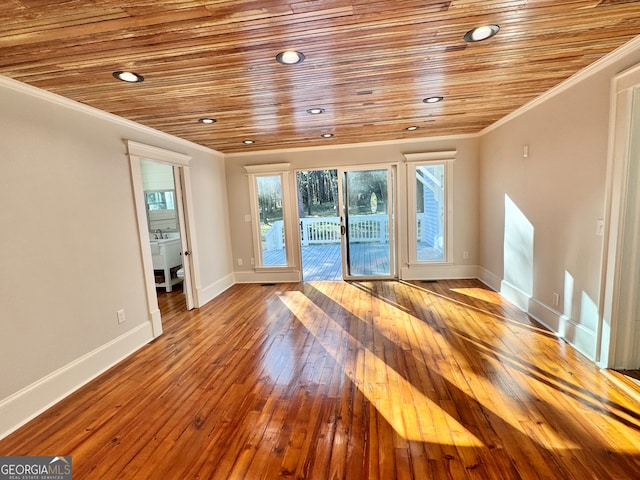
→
(598, 63, 640, 368)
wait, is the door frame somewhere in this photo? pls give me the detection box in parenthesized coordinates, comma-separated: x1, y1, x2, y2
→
(172, 166, 196, 309)
(127, 140, 199, 338)
(598, 63, 640, 368)
(338, 164, 398, 280)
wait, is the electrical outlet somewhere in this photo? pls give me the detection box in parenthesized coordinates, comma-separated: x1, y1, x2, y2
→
(244, 214, 252, 222)
(523, 145, 529, 158)
(552, 293, 559, 307)
(463, 251, 470, 259)
(237, 258, 243, 266)
(117, 309, 126, 324)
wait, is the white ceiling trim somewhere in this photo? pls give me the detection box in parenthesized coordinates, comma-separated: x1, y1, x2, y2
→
(0, 74, 221, 156)
(481, 35, 640, 136)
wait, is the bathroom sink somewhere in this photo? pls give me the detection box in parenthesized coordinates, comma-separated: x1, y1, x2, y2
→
(153, 237, 180, 243)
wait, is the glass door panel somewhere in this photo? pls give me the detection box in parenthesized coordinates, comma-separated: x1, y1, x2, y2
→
(340, 168, 395, 278)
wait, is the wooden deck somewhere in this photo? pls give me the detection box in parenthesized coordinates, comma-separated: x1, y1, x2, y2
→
(2, 280, 639, 479)
(269, 243, 401, 280)
(301, 244, 342, 281)
(268, 243, 441, 281)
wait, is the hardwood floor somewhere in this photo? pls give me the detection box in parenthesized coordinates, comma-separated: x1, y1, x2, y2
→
(1, 280, 639, 479)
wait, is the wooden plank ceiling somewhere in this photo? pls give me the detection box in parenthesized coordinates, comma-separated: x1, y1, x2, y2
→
(1, 1, 639, 154)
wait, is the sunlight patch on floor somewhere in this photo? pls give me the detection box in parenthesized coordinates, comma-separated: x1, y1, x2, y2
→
(307, 281, 588, 451)
(450, 287, 506, 305)
(277, 290, 484, 446)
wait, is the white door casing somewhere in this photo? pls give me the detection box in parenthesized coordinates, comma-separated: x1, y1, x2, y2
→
(127, 140, 199, 337)
(599, 63, 640, 369)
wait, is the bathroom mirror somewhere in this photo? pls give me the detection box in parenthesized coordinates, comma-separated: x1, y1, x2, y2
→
(145, 190, 175, 210)
(145, 190, 178, 232)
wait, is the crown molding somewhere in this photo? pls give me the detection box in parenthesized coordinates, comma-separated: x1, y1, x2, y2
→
(481, 35, 640, 136)
(0, 74, 221, 157)
(225, 133, 478, 158)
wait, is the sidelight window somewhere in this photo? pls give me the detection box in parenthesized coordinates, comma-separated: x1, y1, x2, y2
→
(246, 164, 294, 269)
(405, 153, 454, 264)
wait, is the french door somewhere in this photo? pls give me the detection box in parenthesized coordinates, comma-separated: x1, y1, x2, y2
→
(338, 166, 396, 279)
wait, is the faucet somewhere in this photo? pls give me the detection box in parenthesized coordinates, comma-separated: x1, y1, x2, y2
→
(154, 229, 163, 239)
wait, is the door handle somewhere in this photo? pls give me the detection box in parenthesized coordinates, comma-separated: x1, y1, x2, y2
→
(340, 225, 346, 236)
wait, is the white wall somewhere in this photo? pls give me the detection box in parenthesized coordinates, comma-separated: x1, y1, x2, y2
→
(225, 136, 480, 283)
(0, 76, 233, 437)
(188, 151, 235, 302)
(478, 39, 640, 360)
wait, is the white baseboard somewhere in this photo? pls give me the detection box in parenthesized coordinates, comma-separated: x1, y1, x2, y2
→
(563, 319, 597, 360)
(500, 280, 532, 311)
(196, 273, 235, 307)
(528, 297, 595, 360)
(0, 321, 153, 440)
(400, 264, 478, 281)
(234, 264, 476, 284)
(234, 269, 301, 284)
(499, 280, 597, 361)
(477, 267, 502, 292)
(528, 297, 563, 333)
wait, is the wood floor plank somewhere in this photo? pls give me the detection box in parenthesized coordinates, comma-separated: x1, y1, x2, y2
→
(1, 280, 640, 479)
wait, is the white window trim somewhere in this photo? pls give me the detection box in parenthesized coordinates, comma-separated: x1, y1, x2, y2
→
(245, 164, 296, 270)
(404, 151, 455, 266)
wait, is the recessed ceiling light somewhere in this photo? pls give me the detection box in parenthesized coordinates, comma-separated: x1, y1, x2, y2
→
(320, 133, 334, 138)
(406, 126, 419, 131)
(198, 118, 216, 124)
(306, 108, 325, 115)
(112, 71, 144, 83)
(423, 96, 444, 104)
(276, 50, 305, 65)
(464, 24, 500, 42)
(243, 140, 255, 145)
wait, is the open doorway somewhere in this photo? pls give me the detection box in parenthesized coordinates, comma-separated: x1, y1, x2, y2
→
(127, 140, 197, 338)
(296, 166, 397, 281)
(140, 160, 186, 312)
(296, 169, 341, 280)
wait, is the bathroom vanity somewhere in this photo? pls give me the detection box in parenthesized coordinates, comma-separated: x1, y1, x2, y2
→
(150, 237, 183, 292)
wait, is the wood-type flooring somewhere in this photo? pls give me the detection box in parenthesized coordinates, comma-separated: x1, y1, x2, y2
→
(1, 279, 639, 479)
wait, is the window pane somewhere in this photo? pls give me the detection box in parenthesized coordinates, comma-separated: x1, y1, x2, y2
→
(416, 164, 445, 261)
(257, 175, 286, 266)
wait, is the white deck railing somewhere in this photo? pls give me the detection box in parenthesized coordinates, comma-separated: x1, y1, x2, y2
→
(300, 217, 340, 246)
(265, 215, 392, 251)
(265, 214, 442, 252)
(264, 220, 286, 251)
(264, 214, 442, 251)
